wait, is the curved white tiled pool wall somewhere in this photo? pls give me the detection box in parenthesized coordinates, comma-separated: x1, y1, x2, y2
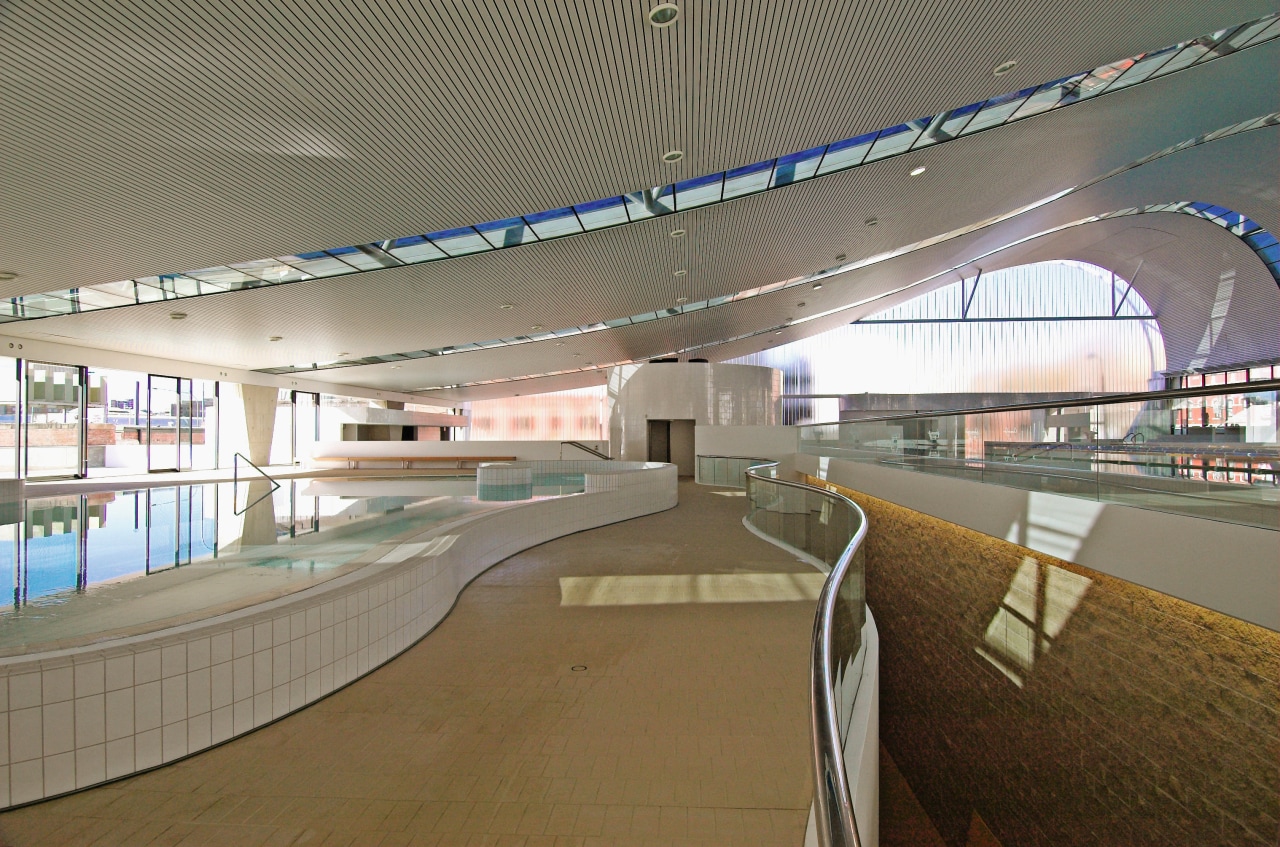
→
(0, 462, 677, 808)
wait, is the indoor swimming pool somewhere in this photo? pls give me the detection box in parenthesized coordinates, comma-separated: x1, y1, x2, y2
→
(0, 471, 586, 654)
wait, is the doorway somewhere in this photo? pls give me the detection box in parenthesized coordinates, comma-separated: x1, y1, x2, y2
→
(147, 374, 193, 473)
(646, 418, 696, 477)
(24, 361, 86, 479)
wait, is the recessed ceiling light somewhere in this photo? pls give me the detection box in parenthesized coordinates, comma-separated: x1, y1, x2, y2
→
(797, 302, 806, 308)
(337, 352, 348, 357)
(662, 149, 684, 163)
(774, 330, 783, 335)
(584, 361, 594, 365)
(675, 296, 689, 303)
(910, 165, 927, 176)
(813, 283, 823, 290)
(0, 272, 18, 282)
(389, 365, 401, 369)
(531, 325, 543, 330)
(572, 353, 581, 357)
(669, 229, 686, 238)
(673, 269, 687, 276)
(993, 59, 1017, 76)
(835, 253, 846, 262)
(268, 336, 283, 342)
(499, 303, 514, 310)
(555, 341, 565, 346)
(169, 311, 187, 321)
(648, 3, 679, 27)
(865, 217, 879, 227)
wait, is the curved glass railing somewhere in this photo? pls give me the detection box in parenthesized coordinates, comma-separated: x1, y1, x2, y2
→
(744, 460, 869, 847)
(696, 454, 775, 487)
(4, 13, 1275, 328)
(798, 378, 1280, 530)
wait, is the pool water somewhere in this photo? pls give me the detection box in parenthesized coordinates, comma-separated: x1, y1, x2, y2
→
(0, 473, 584, 654)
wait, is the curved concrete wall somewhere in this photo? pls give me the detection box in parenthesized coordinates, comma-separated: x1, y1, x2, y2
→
(608, 363, 781, 462)
(0, 462, 677, 809)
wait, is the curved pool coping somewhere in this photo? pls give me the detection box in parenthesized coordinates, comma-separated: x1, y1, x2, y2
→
(0, 461, 677, 809)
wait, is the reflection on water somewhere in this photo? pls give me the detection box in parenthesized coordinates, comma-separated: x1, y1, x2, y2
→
(0, 473, 584, 651)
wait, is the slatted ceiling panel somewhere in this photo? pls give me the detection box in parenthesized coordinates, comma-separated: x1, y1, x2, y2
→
(6, 37, 1269, 309)
(2, 1, 1271, 295)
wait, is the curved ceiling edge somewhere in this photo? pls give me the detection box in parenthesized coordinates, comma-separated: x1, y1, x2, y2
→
(407, 205, 1280, 392)
(3, 13, 1276, 325)
(257, 113, 1279, 377)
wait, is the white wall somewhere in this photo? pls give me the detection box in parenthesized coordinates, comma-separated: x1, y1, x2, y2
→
(307, 439, 609, 467)
(608, 363, 781, 462)
(695, 425, 798, 461)
(804, 455, 1279, 631)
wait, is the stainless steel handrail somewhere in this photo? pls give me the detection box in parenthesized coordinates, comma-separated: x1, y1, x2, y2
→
(559, 441, 612, 460)
(744, 460, 868, 847)
(232, 452, 280, 516)
(800, 378, 1280, 427)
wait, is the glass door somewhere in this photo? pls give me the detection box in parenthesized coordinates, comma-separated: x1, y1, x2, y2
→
(147, 375, 193, 472)
(24, 362, 85, 479)
(294, 392, 319, 466)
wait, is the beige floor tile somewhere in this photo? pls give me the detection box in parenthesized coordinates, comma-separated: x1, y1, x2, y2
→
(0, 484, 815, 847)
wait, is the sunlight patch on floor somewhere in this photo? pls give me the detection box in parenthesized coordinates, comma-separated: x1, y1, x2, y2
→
(559, 572, 826, 606)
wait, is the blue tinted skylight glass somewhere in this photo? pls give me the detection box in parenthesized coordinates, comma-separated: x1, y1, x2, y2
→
(574, 196, 628, 229)
(624, 187, 675, 220)
(475, 218, 537, 248)
(866, 121, 928, 160)
(524, 207, 582, 239)
(1105, 46, 1179, 90)
(927, 102, 983, 141)
(723, 160, 775, 198)
(674, 174, 724, 209)
(960, 89, 1037, 134)
(426, 227, 491, 256)
(769, 146, 826, 187)
(280, 254, 358, 278)
(817, 131, 878, 173)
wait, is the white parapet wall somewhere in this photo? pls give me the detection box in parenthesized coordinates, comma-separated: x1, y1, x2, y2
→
(0, 461, 675, 808)
(308, 440, 610, 468)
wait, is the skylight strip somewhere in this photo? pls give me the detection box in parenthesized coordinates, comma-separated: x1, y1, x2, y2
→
(9, 14, 1278, 327)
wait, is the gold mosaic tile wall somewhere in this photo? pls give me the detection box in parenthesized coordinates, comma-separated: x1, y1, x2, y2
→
(806, 475, 1279, 847)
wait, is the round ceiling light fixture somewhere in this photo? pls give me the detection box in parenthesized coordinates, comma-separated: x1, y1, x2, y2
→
(169, 311, 187, 320)
(662, 149, 684, 163)
(835, 253, 846, 262)
(0, 272, 18, 282)
(531, 324, 543, 330)
(555, 341, 565, 346)
(268, 336, 283, 342)
(865, 217, 879, 227)
(389, 365, 401, 370)
(673, 269, 687, 276)
(774, 330, 783, 335)
(993, 59, 1018, 76)
(910, 165, 927, 176)
(337, 352, 348, 357)
(499, 303, 514, 310)
(669, 228, 686, 238)
(675, 296, 689, 303)
(648, 3, 679, 27)
(796, 302, 806, 308)
(812, 283, 823, 290)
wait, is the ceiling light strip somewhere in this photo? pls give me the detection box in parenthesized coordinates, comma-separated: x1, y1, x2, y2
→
(4, 14, 1276, 325)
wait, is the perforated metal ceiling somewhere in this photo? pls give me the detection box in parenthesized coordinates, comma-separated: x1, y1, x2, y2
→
(1, 1, 1277, 399)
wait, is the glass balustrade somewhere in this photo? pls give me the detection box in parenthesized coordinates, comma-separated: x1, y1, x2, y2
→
(798, 382, 1280, 530)
(741, 459, 868, 847)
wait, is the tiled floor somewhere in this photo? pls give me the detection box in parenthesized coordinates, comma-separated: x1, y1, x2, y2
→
(0, 481, 822, 846)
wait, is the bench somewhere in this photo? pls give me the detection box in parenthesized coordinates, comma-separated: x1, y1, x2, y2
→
(313, 455, 518, 470)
